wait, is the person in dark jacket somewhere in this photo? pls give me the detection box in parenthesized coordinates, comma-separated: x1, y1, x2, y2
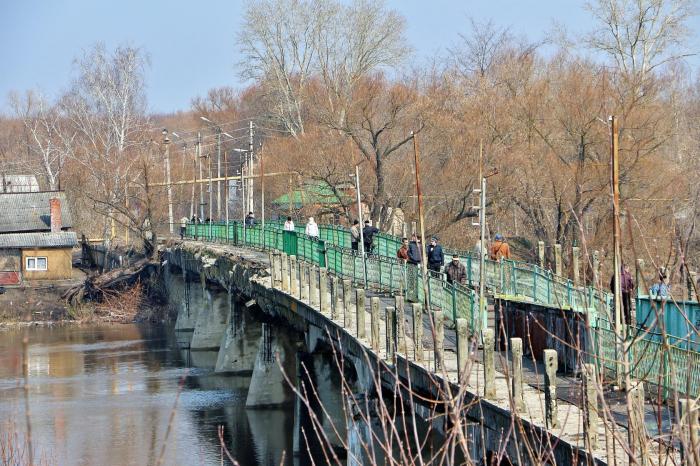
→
(427, 236, 444, 272)
(362, 220, 379, 254)
(408, 234, 422, 265)
(245, 212, 255, 226)
(445, 254, 467, 285)
(610, 264, 634, 325)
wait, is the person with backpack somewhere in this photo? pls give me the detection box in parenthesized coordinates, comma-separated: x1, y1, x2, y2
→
(362, 220, 379, 254)
(490, 234, 511, 261)
(350, 220, 361, 252)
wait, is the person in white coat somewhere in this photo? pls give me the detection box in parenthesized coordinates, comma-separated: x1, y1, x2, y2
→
(305, 217, 319, 238)
(283, 216, 295, 231)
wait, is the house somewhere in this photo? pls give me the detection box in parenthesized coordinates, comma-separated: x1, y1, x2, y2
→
(271, 180, 354, 222)
(0, 191, 77, 285)
(1, 174, 40, 193)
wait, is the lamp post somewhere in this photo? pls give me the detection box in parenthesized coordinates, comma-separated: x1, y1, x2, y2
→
(351, 164, 368, 289)
(201, 116, 223, 220)
(162, 129, 174, 235)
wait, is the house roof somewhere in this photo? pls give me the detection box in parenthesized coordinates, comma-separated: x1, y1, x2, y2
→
(0, 232, 78, 249)
(272, 181, 351, 207)
(0, 191, 73, 233)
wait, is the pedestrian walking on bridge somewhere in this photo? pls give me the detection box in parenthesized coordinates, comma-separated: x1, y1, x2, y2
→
(445, 254, 466, 285)
(490, 234, 511, 261)
(427, 236, 444, 272)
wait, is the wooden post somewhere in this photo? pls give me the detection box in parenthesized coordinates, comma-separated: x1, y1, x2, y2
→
(510, 337, 524, 411)
(554, 244, 562, 277)
(572, 246, 580, 286)
(386, 307, 396, 362)
(538, 241, 545, 268)
(434, 311, 444, 370)
(371, 297, 380, 353)
(412, 302, 423, 362)
(456, 318, 469, 382)
(483, 328, 495, 399)
(356, 289, 366, 340)
(582, 363, 599, 450)
(289, 255, 298, 298)
(543, 349, 558, 429)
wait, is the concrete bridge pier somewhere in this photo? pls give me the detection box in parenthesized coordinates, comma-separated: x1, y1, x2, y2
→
(215, 296, 263, 374)
(311, 352, 348, 452)
(173, 268, 201, 333)
(190, 281, 230, 350)
(246, 322, 299, 408)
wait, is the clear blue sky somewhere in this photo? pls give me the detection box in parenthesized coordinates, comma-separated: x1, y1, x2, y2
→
(1, 0, 698, 115)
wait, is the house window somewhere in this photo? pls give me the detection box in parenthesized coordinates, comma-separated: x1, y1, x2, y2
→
(26, 256, 48, 271)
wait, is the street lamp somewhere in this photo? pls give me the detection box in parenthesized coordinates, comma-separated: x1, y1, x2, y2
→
(200, 116, 223, 220)
(350, 164, 368, 289)
(162, 128, 174, 235)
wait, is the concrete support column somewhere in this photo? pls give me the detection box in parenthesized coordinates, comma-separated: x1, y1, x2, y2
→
(300, 262, 309, 302)
(246, 324, 297, 408)
(456, 318, 469, 381)
(319, 267, 329, 314)
(330, 275, 340, 320)
(434, 311, 444, 370)
(281, 253, 290, 292)
(510, 337, 524, 411)
(572, 246, 580, 286)
(543, 348, 558, 429)
(343, 279, 352, 328)
(370, 296, 380, 352)
(554, 244, 562, 276)
(395, 295, 406, 355)
(582, 363, 599, 450)
(628, 380, 647, 464)
(412, 303, 423, 362)
(538, 241, 545, 268)
(309, 265, 319, 307)
(216, 298, 263, 374)
(483, 328, 495, 399)
(289, 255, 299, 298)
(386, 307, 396, 362)
(356, 289, 366, 339)
(312, 353, 347, 450)
(191, 287, 230, 350)
(273, 253, 283, 289)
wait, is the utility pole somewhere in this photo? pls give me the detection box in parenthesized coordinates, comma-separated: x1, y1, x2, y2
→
(476, 177, 487, 334)
(190, 153, 196, 219)
(224, 149, 229, 239)
(260, 143, 265, 230)
(241, 156, 247, 242)
(197, 133, 204, 221)
(163, 129, 174, 235)
(355, 164, 368, 289)
(610, 116, 626, 391)
(208, 150, 213, 223)
(412, 131, 430, 312)
(216, 129, 222, 220)
(248, 121, 254, 214)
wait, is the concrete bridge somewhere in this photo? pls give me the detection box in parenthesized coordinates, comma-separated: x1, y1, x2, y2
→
(160, 240, 682, 465)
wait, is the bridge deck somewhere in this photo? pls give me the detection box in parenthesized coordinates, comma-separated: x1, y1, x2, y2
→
(180, 240, 676, 464)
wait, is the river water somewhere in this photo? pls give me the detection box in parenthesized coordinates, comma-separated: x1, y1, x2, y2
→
(0, 324, 297, 466)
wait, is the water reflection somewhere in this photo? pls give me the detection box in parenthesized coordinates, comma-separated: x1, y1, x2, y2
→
(0, 324, 296, 466)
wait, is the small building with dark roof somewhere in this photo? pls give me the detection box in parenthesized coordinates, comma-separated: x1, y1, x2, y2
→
(0, 191, 77, 285)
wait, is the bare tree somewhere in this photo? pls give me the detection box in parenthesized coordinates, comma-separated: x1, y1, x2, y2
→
(586, 0, 696, 86)
(61, 43, 151, 250)
(449, 18, 513, 79)
(9, 90, 72, 190)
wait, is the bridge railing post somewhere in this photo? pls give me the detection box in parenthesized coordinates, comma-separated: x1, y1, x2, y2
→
(300, 262, 309, 302)
(289, 255, 298, 298)
(331, 275, 340, 320)
(629, 380, 648, 464)
(386, 306, 396, 362)
(412, 303, 423, 362)
(343, 279, 352, 328)
(554, 243, 562, 277)
(319, 267, 329, 314)
(582, 363, 599, 450)
(395, 294, 406, 355)
(510, 337, 524, 411)
(281, 252, 290, 292)
(433, 311, 444, 371)
(355, 289, 366, 339)
(456, 318, 468, 382)
(370, 296, 380, 353)
(543, 348, 558, 429)
(679, 398, 700, 464)
(310, 265, 319, 307)
(483, 328, 496, 399)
